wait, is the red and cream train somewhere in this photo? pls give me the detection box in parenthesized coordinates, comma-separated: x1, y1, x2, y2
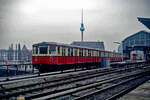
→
(32, 42, 127, 72)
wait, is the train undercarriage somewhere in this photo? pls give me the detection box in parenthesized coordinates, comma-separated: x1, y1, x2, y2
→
(33, 62, 101, 73)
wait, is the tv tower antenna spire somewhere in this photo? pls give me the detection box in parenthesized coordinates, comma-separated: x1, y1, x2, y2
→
(80, 8, 85, 42)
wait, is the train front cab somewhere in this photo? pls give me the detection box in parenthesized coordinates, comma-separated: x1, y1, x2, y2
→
(32, 44, 59, 72)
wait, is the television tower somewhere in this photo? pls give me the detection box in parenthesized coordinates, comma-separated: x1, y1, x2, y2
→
(80, 8, 85, 42)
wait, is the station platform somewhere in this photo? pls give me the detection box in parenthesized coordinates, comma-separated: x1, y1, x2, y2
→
(119, 79, 150, 100)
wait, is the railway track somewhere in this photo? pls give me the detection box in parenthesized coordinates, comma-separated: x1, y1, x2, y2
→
(0, 67, 119, 99)
(74, 70, 150, 100)
(0, 65, 148, 100)
(33, 67, 150, 100)
(0, 67, 97, 82)
(0, 67, 115, 87)
(0, 68, 123, 99)
(0, 60, 145, 83)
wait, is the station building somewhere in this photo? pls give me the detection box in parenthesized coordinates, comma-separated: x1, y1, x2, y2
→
(120, 17, 150, 60)
(122, 30, 150, 60)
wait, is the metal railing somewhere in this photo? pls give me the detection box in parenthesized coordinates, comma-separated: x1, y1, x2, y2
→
(0, 63, 35, 76)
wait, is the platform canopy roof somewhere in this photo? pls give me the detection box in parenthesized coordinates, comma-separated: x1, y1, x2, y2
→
(138, 17, 150, 29)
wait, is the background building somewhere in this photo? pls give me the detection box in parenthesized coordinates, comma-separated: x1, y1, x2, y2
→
(0, 43, 32, 64)
(118, 44, 123, 53)
(71, 41, 105, 50)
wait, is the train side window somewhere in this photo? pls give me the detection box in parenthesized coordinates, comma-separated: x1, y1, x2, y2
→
(101, 51, 104, 57)
(71, 48, 73, 56)
(111, 53, 113, 57)
(33, 46, 38, 54)
(99, 51, 101, 57)
(79, 49, 81, 56)
(93, 51, 94, 56)
(57, 46, 60, 54)
(89, 50, 92, 56)
(110, 52, 112, 57)
(96, 51, 98, 57)
(97, 51, 99, 57)
(97, 51, 98, 57)
(88, 50, 91, 56)
(87, 50, 88, 56)
(82, 49, 84, 56)
(62, 47, 66, 56)
(94, 51, 96, 56)
(85, 50, 87, 56)
(64, 48, 66, 56)
(91, 51, 93, 56)
(75, 48, 77, 56)
(79, 49, 83, 56)
(92, 51, 94, 56)
(115, 53, 117, 57)
(104, 51, 106, 57)
(83, 49, 86, 56)
(114, 53, 116, 57)
(104, 52, 106, 57)
(68, 48, 71, 56)
(106, 52, 108, 57)
(108, 52, 110, 57)
(49, 45, 56, 54)
(62, 47, 64, 56)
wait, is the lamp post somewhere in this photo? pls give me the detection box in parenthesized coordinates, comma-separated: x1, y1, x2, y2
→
(113, 42, 124, 61)
(113, 42, 121, 44)
(113, 41, 121, 52)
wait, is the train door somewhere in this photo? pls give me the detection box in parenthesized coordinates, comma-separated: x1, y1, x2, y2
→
(62, 47, 66, 64)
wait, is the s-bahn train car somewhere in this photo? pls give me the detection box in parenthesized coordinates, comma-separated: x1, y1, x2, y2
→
(32, 42, 127, 72)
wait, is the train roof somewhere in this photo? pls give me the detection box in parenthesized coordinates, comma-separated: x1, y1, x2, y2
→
(33, 42, 122, 54)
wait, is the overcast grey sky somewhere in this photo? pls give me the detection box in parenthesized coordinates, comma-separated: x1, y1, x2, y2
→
(0, 0, 150, 51)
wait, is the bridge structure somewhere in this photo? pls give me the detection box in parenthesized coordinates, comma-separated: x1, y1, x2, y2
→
(138, 17, 150, 29)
